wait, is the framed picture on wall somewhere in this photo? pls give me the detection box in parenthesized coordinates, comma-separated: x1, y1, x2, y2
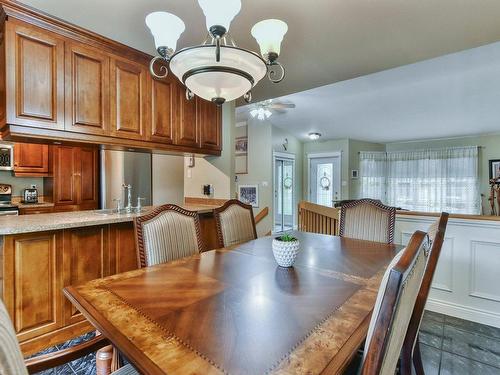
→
(238, 184, 259, 207)
(235, 122, 248, 174)
(235, 137, 248, 154)
(490, 159, 500, 181)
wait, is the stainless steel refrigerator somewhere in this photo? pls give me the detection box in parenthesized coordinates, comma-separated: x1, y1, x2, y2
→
(100, 150, 152, 209)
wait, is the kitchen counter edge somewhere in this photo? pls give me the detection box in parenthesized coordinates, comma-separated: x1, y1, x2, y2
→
(0, 204, 220, 235)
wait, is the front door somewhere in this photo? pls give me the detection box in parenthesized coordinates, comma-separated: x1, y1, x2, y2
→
(309, 156, 341, 207)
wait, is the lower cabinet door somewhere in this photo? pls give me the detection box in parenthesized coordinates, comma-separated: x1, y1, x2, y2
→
(3, 232, 64, 342)
(62, 226, 110, 325)
(110, 222, 139, 274)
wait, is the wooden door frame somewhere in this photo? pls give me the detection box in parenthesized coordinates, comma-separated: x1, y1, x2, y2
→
(273, 151, 296, 233)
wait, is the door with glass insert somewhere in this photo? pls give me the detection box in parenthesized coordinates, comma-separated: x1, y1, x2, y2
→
(309, 156, 341, 207)
(274, 157, 294, 232)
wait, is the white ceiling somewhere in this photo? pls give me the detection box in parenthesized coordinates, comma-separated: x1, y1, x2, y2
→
(17, 0, 500, 103)
(237, 41, 500, 143)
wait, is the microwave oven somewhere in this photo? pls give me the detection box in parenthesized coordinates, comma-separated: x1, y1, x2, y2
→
(0, 144, 14, 171)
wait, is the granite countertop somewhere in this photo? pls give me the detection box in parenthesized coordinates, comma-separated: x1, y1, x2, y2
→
(15, 202, 55, 209)
(0, 204, 221, 235)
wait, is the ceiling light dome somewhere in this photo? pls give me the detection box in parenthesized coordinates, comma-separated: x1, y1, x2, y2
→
(169, 45, 267, 104)
(308, 132, 321, 140)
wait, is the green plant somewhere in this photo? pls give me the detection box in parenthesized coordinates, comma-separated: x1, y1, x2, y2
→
(276, 233, 298, 242)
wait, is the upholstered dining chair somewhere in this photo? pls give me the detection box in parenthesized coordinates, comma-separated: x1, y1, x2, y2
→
(0, 298, 138, 375)
(400, 213, 449, 375)
(134, 204, 204, 268)
(360, 230, 428, 375)
(339, 199, 396, 244)
(214, 199, 257, 248)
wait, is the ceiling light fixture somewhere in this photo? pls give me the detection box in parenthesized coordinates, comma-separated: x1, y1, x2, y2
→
(250, 107, 272, 121)
(308, 132, 321, 140)
(146, 0, 288, 106)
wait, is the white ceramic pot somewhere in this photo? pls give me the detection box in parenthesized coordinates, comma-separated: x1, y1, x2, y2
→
(272, 238, 300, 267)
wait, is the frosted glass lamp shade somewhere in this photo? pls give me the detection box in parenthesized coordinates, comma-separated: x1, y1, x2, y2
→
(197, 0, 241, 31)
(170, 45, 267, 102)
(251, 19, 288, 58)
(145, 12, 185, 52)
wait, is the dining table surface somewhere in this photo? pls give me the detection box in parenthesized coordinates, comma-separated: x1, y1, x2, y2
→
(63, 231, 402, 375)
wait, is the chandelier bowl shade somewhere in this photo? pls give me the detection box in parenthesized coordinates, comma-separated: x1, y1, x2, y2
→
(169, 45, 267, 102)
(145, 12, 185, 52)
(197, 0, 241, 31)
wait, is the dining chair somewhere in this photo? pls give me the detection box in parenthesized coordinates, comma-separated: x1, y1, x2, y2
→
(360, 230, 428, 375)
(400, 213, 449, 375)
(134, 204, 204, 268)
(214, 199, 257, 247)
(339, 199, 396, 244)
(0, 298, 137, 375)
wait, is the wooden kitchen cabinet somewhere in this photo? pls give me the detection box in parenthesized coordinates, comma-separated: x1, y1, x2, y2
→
(198, 98, 222, 151)
(44, 145, 99, 211)
(65, 42, 110, 135)
(1, 223, 138, 355)
(62, 226, 109, 325)
(109, 222, 139, 274)
(4, 21, 65, 130)
(175, 84, 199, 148)
(149, 75, 176, 144)
(110, 57, 148, 140)
(0, 3, 223, 156)
(2, 232, 64, 343)
(13, 142, 50, 176)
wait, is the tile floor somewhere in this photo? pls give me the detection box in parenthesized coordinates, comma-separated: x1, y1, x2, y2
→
(32, 312, 500, 374)
(419, 311, 500, 374)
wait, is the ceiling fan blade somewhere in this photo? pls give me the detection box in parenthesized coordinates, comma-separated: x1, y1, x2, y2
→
(272, 108, 288, 114)
(270, 103, 296, 109)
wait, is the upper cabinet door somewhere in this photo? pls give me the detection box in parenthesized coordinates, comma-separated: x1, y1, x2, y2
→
(5, 22, 65, 130)
(198, 98, 222, 151)
(65, 43, 110, 135)
(13, 143, 49, 176)
(110, 58, 148, 140)
(149, 76, 175, 144)
(175, 84, 199, 148)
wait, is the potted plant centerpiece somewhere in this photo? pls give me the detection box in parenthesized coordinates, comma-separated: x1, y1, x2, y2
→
(272, 233, 300, 267)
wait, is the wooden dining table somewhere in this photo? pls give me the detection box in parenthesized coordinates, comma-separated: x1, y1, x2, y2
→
(63, 231, 401, 375)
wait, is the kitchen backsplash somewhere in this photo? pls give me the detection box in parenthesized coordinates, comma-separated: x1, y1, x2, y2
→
(0, 171, 44, 196)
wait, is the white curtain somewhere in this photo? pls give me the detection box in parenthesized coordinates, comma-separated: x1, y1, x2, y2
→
(360, 146, 480, 214)
(360, 151, 387, 201)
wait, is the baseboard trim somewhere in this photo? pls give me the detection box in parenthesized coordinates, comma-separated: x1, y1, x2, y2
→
(426, 298, 500, 328)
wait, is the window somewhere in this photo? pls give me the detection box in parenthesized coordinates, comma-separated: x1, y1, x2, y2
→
(360, 147, 480, 214)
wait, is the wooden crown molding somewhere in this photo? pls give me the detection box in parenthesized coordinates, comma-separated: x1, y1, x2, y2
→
(0, 0, 152, 64)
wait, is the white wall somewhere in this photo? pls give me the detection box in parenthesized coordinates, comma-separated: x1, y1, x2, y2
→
(152, 154, 184, 205)
(184, 157, 231, 199)
(396, 214, 500, 328)
(183, 102, 235, 200)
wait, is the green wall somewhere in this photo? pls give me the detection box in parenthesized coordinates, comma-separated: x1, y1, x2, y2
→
(236, 119, 273, 235)
(386, 134, 500, 213)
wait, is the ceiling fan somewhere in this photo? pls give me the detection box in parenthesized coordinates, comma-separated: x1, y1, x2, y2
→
(249, 99, 295, 120)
